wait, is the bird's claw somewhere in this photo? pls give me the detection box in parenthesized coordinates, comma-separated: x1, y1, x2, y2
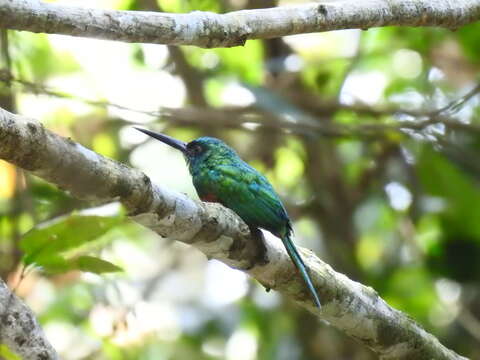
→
(249, 227, 269, 266)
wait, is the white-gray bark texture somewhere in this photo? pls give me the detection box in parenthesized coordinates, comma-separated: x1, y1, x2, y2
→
(0, 0, 479, 48)
(0, 279, 59, 360)
(0, 107, 469, 359)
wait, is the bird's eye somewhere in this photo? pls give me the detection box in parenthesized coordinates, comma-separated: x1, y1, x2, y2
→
(191, 144, 203, 154)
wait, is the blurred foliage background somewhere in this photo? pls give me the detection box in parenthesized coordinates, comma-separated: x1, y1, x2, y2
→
(1, 0, 480, 359)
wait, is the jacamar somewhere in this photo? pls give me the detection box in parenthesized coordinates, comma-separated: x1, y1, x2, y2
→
(135, 128, 321, 308)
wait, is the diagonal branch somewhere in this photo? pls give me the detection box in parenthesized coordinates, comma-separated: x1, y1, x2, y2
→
(0, 279, 59, 359)
(0, 107, 468, 359)
(0, 0, 479, 48)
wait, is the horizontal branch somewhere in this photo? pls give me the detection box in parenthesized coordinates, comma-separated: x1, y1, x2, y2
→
(0, 107, 468, 359)
(0, 0, 479, 48)
(2, 72, 479, 139)
(160, 106, 480, 138)
(0, 279, 58, 359)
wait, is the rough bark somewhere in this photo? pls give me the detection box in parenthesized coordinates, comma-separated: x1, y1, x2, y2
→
(0, 107, 468, 359)
(0, 0, 479, 48)
(0, 279, 58, 360)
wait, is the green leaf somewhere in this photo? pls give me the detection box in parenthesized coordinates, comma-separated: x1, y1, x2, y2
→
(30, 254, 122, 275)
(33, 255, 72, 274)
(21, 214, 122, 266)
(75, 256, 123, 274)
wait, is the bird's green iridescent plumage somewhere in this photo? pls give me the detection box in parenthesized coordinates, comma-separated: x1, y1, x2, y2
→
(188, 138, 291, 237)
(136, 130, 321, 308)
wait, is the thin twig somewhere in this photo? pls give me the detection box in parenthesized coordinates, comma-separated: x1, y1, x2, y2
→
(2, 72, 480, 138)
(430, 84, 480, 116)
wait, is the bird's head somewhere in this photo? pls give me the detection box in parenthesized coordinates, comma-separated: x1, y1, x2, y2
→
(135, 128, 236, 166)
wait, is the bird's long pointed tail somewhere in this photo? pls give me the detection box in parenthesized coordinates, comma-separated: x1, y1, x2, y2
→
(281, 236, 322, 308)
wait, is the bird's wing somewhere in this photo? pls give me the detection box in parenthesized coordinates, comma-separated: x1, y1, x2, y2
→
(213, 164, 290, 235)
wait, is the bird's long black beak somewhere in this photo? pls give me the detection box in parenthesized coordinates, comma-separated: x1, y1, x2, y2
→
(134, 127, 187, 153)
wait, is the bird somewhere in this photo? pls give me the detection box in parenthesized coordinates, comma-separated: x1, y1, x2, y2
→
(135, 127, 321, 308)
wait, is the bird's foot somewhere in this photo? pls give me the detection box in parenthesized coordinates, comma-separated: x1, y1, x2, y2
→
(249, 227, 269, 266)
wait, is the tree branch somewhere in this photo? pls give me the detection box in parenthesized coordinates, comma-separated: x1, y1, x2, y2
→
(0, 107, 468, 359)
(0, 279, 58, 360)
(154, 106, 480, 139)
(0, 0, 478, 48)
(2, 72, 480, 139)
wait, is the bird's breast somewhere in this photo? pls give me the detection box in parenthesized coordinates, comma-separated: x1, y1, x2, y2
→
(200, 192, 220, 203)
(191, 165, 222, 204)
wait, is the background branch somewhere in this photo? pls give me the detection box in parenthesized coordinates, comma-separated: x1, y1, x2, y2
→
(2, 72, 479, 139)
(0, 0, 479, 48)
(0, 108, 468, 359)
